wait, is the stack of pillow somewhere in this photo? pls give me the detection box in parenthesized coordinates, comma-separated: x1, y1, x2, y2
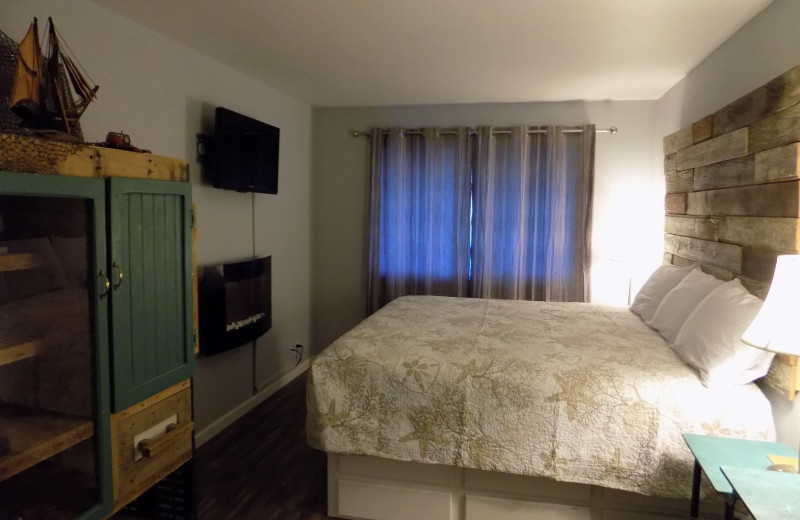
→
(630, 264, 774, 387)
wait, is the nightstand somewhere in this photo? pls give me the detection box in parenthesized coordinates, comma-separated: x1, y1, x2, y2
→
(721, 465, 800, 519)
(682, 433, 797, 520)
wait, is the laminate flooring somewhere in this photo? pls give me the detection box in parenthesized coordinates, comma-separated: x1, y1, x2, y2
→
(195, 371, 333, 520)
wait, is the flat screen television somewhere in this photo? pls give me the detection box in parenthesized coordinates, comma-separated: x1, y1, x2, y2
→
(213, 107, 279, 194)
(199, 256, 272, 356)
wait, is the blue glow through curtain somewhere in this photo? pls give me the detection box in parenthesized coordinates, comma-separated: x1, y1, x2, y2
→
(366, 125, 594, 314)
(471, 125, 595, 301)
(366, 128, 472, 314)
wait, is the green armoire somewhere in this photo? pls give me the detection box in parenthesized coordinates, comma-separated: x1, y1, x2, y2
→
(0, 163, 194, 520)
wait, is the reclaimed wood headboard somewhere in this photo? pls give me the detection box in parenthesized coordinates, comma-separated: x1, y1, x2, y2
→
(662, 64, 800, 400)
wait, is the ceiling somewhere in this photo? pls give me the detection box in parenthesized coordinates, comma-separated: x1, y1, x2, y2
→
(90, 0, 774, 107)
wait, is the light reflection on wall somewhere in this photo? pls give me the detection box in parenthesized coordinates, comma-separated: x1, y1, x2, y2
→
(590, 172, 664, 307)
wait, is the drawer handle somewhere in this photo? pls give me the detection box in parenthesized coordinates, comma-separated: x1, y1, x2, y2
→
(137, 421, 193, 458)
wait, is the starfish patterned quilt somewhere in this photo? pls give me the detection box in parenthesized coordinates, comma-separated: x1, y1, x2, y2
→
(306, 296, 774, 498)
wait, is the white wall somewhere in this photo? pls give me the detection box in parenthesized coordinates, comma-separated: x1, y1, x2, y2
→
(656, 0, 800, 139)
(656, 0, 800, 447)
(312, 100, 661, 352)
(1, 0, 313, 436)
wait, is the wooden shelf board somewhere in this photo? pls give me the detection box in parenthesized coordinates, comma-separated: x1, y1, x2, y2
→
(0, 403, 93, 482)
(0, 253, 41, 272)
(0, 341, 40, 367)
(0, 133, 188, 181)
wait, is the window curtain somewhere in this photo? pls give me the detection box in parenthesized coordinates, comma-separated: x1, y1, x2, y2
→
(471, 125, 595, 302)
(366, 128, 472, 315)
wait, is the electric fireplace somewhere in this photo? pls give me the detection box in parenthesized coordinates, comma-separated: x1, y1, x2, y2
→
(199, 256, 271, 356)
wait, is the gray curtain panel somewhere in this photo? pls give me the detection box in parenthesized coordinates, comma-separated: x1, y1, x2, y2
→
(471, 125, 595, 302)
(366, 124, 594, 314)
(366, 128, 472, 315)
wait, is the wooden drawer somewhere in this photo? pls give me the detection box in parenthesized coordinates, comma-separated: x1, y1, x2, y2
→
(337, 479, 452, 520)
(465, 495, 590, 520)
(110, 380, 193, 511)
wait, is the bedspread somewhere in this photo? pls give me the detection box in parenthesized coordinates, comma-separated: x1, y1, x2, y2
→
(307, 296, 775, 498)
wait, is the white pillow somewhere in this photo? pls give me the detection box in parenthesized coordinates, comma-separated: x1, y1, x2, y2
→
(629, 264, 693, 322)
(647, 268, 724, 344)
(672, 279, 773, 387)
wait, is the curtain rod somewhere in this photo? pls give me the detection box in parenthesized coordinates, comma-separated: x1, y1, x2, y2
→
(351, 126, 617, 138)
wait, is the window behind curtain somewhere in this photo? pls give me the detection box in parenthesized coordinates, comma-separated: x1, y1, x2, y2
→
(472, 125, 594, 302)
(366, 125, 594, 315)
(366, 128, 472, 315)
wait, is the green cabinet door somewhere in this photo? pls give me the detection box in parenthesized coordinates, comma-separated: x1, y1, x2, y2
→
(0, 171, 113, 520)
(107, 177, 193, 411)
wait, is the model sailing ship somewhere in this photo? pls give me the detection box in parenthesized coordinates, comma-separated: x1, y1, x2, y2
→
(9, 17, 98, 140)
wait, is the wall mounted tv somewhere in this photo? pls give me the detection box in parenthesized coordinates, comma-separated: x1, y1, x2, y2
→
(213, 107, 279, 194)
(199, 256, 272, 356)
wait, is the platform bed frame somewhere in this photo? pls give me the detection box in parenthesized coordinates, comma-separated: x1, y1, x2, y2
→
(327, 453, 729, 520)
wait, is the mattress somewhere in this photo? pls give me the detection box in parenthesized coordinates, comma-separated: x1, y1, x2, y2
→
(307, 296, 776, 498)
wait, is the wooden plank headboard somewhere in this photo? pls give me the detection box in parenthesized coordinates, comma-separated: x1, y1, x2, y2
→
(662, 64, 800, 400)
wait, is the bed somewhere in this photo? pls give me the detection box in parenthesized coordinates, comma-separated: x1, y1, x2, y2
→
(307, 294, 775, 520)
(307, 64, 800, 520)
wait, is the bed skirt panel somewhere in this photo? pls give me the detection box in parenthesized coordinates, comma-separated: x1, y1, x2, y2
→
(327, 453, 726, 520)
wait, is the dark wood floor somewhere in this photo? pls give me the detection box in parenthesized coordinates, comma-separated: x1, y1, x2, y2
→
(195, 371, 334, 520)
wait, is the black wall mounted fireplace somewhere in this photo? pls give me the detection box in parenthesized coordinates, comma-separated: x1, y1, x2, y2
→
(199, 256, 271, 356)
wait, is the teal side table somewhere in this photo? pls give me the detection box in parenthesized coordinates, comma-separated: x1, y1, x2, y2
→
(682, 433, 797, 520)
(721, 466, 800, 519)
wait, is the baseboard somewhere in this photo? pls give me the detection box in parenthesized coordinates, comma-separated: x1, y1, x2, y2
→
(194, 356, 312, 447)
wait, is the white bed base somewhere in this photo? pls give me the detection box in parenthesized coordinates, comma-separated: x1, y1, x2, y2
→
(327, 453, 727, 520)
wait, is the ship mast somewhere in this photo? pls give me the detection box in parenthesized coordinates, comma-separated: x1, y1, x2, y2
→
(46, 18, 72, 134)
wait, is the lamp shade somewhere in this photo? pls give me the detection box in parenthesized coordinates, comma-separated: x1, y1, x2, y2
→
(741, 255, 800, 355)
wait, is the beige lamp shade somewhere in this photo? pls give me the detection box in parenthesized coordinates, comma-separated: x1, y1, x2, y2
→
(741, 255, 800, 355)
